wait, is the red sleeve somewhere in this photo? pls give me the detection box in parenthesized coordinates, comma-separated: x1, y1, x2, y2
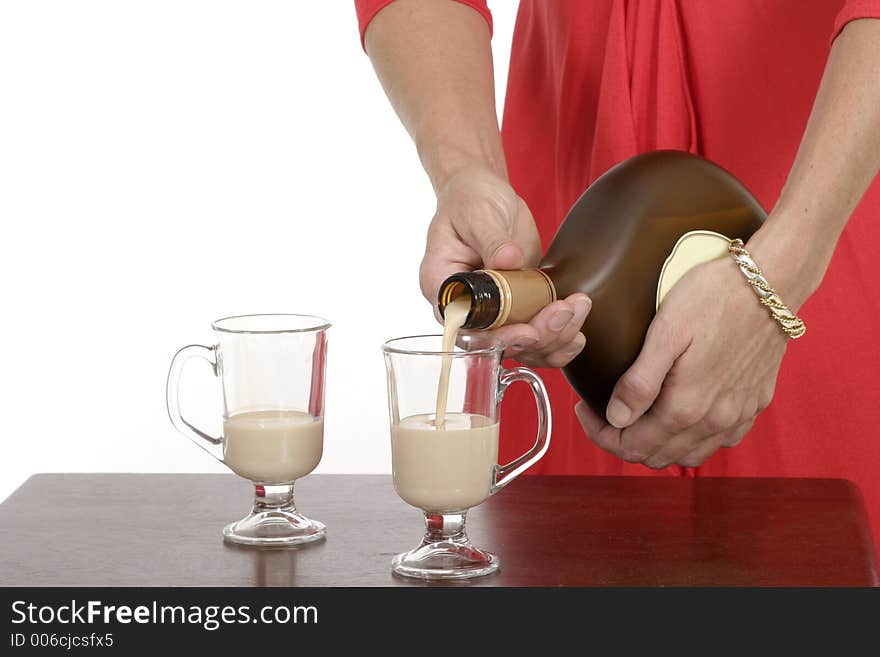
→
(354, 0, 493, 50)
(832, 0, 880, 42)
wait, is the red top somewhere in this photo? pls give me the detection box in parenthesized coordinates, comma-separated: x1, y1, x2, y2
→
(356, 1, 880, 548)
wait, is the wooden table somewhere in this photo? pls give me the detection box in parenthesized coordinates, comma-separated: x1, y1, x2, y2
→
(1, 474, 876, 586)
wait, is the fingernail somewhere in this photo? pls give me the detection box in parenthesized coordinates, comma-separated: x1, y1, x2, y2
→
(491, 243, 522, 267)
(549, 310, 574, 332)
(573, 295, 592, 318)
(566, 335, 586, 355)
(511, 337, 537, 351)
(606, 398, 632, 428)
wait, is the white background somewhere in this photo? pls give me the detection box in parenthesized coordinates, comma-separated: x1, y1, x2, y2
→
(0, 2, 516, 501)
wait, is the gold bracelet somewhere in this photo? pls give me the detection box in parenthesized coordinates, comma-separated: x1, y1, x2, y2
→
(728, 239, 806, 339)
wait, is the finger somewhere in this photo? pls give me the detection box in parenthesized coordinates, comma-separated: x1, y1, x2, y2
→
(622, 373, 734, 468)
(676, 418, 755, 468)
(529, 332, 586, 368)
(420, 247, 479, 312)
(422, 244, 522, 324)
(532, 294, 591, 355)
(606, 314, 690, 429)
(490, 323, 542, 356)
(450, 200, 527, 272)
(530, 299, 576, 345)
(676, 434, 727, 468)
(491, 299, 577, 358)
(640, 406, 729, 469)
(757, 375, 778, 413)
(721, 418, 755, 448)
(485, 242, 527, 270)
(575, 401, 624, 459)
(617, 387, 708, 465)
(513, 295, 589, 360)
(514, 296, 591, 366)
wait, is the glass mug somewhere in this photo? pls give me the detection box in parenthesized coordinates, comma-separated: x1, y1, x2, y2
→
(166, 314, 329, 547)
(383, 333, 552, 579)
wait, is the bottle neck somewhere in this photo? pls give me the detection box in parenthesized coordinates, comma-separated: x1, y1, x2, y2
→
(438, 269, 557, 330)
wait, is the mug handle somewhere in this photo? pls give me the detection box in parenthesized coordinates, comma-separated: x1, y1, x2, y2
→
(166, 344, 224, 461)
(491, 366, 552, 493)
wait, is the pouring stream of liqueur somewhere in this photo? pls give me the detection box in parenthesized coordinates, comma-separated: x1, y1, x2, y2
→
(435, 295, 471, 428)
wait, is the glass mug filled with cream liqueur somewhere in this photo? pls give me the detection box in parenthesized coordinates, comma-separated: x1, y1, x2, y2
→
(383, 332, 552, 580)
(166, 314, 329, 547)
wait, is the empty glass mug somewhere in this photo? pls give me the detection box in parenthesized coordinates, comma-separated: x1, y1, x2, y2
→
(166, 314, 329, 547)
(383, 333, 552, 579)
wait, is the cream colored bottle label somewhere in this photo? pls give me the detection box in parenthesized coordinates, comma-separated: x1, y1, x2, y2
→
(656, 230, 732, 309)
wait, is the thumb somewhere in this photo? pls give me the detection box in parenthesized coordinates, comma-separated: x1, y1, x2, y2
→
(483, 241, 526, 270)
(606, 317, 688, 428)
(453, 202, 527, 271)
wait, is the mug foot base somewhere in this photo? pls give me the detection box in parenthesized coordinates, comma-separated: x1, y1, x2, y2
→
(392, 541, 499, 580)
(222, 510, 326, 548)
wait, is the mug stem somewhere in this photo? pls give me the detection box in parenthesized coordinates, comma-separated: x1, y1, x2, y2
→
(391, 510, 499, 580)
(423, 511, 468, 544)
(253, 483, 296, 513)
(222, 481, 326, 547)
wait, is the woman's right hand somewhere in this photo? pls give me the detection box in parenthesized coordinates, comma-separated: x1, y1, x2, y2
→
(420, 164, 591, 368)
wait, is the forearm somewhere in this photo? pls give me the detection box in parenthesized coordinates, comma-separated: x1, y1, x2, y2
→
(749, 19, 880, 308)
(363, 0, 506, 191)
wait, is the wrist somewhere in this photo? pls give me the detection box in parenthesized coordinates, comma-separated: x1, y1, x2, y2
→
(417, 137, 508, 192)
(744, 213, 833, 311)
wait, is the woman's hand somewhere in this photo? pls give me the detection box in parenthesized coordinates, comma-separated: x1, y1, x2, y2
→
(575, 241, 800, 469)
(574, 19, 880, 468)
(363, 0, 591, 366)
(420, 165, 591, 367)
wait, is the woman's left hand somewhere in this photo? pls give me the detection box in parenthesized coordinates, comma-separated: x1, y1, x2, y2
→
(575, 244, 800, 469)
(576, 16, 880, 469)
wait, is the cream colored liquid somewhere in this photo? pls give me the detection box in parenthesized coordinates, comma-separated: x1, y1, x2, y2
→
(435, 295, 471, 428)
(223, 410, 323, 484)
(391, 412, 499, 513)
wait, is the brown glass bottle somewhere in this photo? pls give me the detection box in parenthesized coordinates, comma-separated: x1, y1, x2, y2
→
(438, 150, 766, 416)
